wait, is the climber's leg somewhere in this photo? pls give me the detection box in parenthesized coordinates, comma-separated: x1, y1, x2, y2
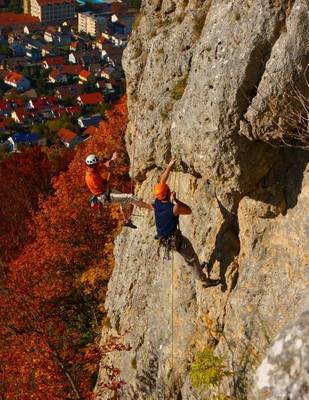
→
(110, 190, 152, 210)
(176, 234, 221, 287)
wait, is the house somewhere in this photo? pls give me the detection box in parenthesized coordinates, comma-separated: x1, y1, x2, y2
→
(44, 26, 71, 45)
(24, 24, 42, 35)
(27, 96, 57, 110)
(65, 105, 81, 116)
(96, 80, 106, 90)
(108, 15, 130, 36)
(61, 64, 82, 76)
(77, 92, 104, 106)
(43, 56, 65, 69)
(11, 108, 29, 123)
(100, 65, 114, 80)
(69, 50, 101, 66)
(8, 32, 22, 44)
(101, 43, 123, 67)
(70, 41, 85, 52)
(109, 33, 127, 47)
(104, 81, 115, 95)
(5, 57, 31, 70)
(49, 69, 67, 84)
(10, 98, 25, 108)
(95, 36, 107, 50)
(4, 72, 31, 92)
(8, 132, 46, 152)
(25, 39, 43, 52)
(54, 83, 83, 99)
(79, 69, 92, 83)
(10, 43, 26, 57)
(41, 44, 55, 57)
(78, 114, 102, 129)
(44, 26, 58, 43)
(88, 63, 102, 75)
(58, 127, 84, 149)
(26, 47, 42, 61)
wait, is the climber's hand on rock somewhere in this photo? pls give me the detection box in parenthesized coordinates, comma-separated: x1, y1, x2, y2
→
(168, 158, 176, 169)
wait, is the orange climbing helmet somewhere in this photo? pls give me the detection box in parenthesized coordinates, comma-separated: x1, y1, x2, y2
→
(154, 183, 170, 200)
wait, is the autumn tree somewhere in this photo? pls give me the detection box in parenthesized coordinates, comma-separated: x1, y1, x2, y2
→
(0, 97, 130, 399)
(0, 146, 73, 264)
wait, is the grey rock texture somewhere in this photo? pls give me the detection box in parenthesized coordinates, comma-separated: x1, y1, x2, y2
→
(253, 311, 309, 400)
(96, 0, 309, 399)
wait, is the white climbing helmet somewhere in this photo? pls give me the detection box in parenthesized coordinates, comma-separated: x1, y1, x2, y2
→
(85, 154, 99, 165)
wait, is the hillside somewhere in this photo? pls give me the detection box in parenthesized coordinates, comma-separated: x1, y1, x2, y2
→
(96, 1, 309, 399)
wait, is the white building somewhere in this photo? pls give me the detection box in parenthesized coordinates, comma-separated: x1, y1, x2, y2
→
(78, 12, 108, 37)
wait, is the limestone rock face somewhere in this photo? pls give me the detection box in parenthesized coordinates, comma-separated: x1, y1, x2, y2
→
(96, 0, 309, 399)
(253, 312, 309, 400)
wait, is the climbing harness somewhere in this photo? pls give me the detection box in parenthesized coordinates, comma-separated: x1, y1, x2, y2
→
(154, 229, 182, 261)
(89, 189, 111, 210)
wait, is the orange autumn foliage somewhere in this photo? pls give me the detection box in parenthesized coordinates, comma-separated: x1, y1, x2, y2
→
(0, 146, 73, 263)
(0, 97, 130, 399)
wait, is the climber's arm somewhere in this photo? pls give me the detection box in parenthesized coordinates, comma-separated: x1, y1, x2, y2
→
(159, 158, 176, 185)
(171, 192, 192, 215)
(103, 152, 117, 169)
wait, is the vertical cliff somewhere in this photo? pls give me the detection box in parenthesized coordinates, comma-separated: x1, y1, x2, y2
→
(96, 1, 309, 399)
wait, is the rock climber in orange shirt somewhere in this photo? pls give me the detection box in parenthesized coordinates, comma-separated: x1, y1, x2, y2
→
(85, 152, 152, 229)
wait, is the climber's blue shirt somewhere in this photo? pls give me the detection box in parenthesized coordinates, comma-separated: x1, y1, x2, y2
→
(154, 199, 179, 238)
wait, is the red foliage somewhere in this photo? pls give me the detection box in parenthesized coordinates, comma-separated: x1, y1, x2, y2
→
(0, 98, 130, 399)
(0, 146, 73, 263)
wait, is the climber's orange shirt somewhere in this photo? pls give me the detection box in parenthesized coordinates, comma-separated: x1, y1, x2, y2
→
(85, 165, 109, 196)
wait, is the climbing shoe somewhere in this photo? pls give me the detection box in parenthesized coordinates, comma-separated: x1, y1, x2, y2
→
(202, 278, 221, 288)
(124, 219, 137, 229)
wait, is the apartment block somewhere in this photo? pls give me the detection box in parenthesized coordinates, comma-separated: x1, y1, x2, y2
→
(78, 12, 108, 37)
(29, 0, 75, 24)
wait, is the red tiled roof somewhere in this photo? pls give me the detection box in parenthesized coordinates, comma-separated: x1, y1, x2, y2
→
(0, 13, 39, 27)
(44, 56, 65, 66)
(66, 106, 81, 115)
(12, 98, 24, 105)
(62, 65, 82, 75)
(96, 37, 106, 44)
(78, 92, 104, 105)
(0, 100, 10, 111)
(49, 70, 61, 79)
(5, 72, 23, 83)
(37, 0, 74, 5)
(79, 70, 91, 80)
(58, 127, 76, 143)
(13, 107, 28, 121)
(45, 26, 57, 33)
